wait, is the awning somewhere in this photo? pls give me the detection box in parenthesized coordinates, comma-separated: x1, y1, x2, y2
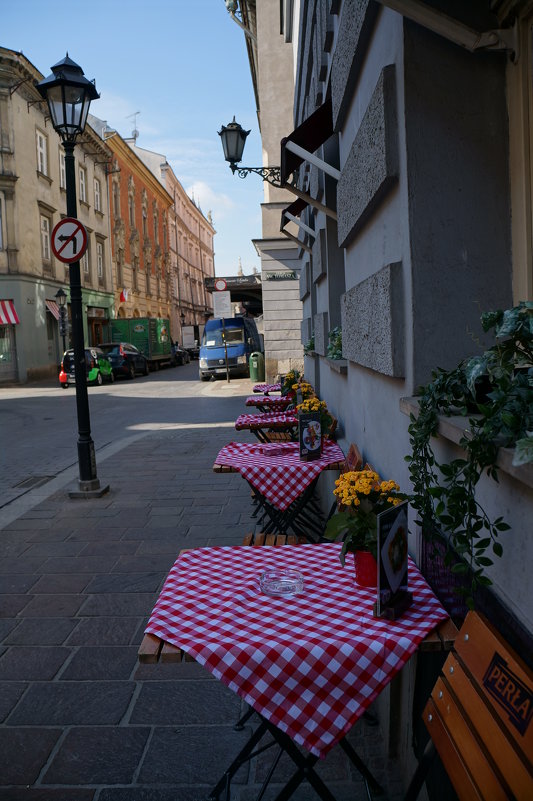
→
(45, 300, 60, 320)
(0, 300, 20, 325)
(280, 98, 338, 184)
(280, 197, 314, 253)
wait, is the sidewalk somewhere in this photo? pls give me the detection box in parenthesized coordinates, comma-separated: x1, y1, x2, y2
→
(0, 386, 403, 801)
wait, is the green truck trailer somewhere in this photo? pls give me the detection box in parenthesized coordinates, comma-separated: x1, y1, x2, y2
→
(109, 318, 173, 369)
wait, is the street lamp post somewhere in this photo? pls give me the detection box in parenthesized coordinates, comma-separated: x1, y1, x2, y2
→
(218, 117, 282, 186)
(55, 287, 67, 354)
(37, 56, 108, 497)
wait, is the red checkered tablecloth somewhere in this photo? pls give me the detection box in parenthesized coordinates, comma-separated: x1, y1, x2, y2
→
(245, 395, 293, 411)
(214, 440, 344, 510)
(235, 411, 298, 431)
(145, 543, 449, 758)
(253, 383, 282, 394)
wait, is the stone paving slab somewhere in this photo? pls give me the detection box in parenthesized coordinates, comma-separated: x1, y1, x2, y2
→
(0, 390, 405, 800)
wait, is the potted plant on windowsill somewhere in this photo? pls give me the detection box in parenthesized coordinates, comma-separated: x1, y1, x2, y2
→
(407, 302, 533, 607)
(324, 469, 407, 587)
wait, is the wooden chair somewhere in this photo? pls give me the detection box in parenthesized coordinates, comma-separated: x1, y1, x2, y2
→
(404, 610, 533, 801)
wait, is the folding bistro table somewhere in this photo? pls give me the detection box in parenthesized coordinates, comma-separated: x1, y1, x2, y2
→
(213, 440, 345, 539)
(235, 411, 299, 443)
(253, 382, 282, 394)
(141, 543, 451, 801)
(245, 395, 294, 414)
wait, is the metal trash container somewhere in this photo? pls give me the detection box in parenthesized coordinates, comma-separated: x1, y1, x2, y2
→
(249, 351, 265, 382)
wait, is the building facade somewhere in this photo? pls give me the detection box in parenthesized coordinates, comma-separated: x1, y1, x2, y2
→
(88, 118, 174, 331)
(234, 1, 305, 381)
(124, 141, 216, 343)
(0, 48, 114, 382)
(234, 0, 533, 789)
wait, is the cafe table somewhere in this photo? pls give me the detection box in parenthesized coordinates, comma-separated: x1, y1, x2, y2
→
(252, 382, 282, 394)
(235, 410, 299, 443)
(140, 542, 451, 801)
(213, 439, 345, 539)
(245, 395, 294, 413)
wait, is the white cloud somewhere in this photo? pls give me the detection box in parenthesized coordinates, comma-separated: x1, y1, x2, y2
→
(185, 181, 235, 220)
(91, 91, 160, 138)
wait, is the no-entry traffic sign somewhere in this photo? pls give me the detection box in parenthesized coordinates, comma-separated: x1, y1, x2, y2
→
(51, 217, 88, 264)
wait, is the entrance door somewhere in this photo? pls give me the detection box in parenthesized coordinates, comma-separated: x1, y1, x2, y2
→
(90, 320, 104, 346)
(0, 325, 18, 382)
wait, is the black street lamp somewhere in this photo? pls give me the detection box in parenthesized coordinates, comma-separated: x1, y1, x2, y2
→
(55, 287, 67, 355)
(218, 117, 282, 186)
(37, 56, 107, 497)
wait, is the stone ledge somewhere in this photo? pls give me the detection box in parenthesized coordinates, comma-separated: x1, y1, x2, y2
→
(327, 358, 347, 374)
(400, 396, 533, 490)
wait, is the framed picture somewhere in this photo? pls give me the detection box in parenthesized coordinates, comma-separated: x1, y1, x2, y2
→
(298, 412, 322, 461)
(374, 501, 412, 619)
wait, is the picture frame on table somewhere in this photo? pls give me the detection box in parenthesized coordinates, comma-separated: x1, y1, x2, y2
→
(298, 411, 322, 461)
(373, 500, 412, 619)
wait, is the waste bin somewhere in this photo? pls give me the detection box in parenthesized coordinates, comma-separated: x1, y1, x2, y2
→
(249, 351, 265, 382)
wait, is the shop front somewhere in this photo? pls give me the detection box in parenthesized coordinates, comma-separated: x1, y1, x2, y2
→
(0, 299, 20, 383)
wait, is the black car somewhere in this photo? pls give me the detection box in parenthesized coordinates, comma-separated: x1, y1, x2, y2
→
(98, 342, 149, 379)
(171, 343, 191, 366)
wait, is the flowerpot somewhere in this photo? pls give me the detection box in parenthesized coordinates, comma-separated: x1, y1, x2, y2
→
(353, 550, 378, 588)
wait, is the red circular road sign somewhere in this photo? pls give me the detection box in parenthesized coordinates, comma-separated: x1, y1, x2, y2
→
(51, 217, 88, 264)
(214, 278, 227, 291)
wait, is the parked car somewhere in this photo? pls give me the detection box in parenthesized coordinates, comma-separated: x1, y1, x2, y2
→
(171, 343, 191, 366)
(59, 347, 115, 388)
(98, 342, 149, 379)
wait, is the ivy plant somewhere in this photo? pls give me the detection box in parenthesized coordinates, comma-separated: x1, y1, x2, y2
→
(327, 327, 343, 360)
(406, 302, 533, 607)
(303, 334, 315, 355)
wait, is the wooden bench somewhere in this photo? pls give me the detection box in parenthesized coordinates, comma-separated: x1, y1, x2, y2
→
(405, 610, 533, 801)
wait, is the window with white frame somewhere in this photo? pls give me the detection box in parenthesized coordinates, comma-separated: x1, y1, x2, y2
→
(96, 241, 104, 278)
(94, 178, 101, 212)
(81, 245, 89, 275)
(40, 214, 51, 262)
(79, 166, 87, 203)
(36, 130, 48, 176)
(59, 151, 66, 189)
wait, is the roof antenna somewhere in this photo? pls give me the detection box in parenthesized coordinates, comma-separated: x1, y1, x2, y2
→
(127, 111, 140, 142)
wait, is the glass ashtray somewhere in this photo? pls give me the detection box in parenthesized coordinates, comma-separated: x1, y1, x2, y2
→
(260, 569, 304, 597)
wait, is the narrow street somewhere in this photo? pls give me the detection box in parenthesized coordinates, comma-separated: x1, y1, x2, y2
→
(0, 364, 253, 518)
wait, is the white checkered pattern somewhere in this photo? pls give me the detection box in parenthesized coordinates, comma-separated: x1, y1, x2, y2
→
(235, 412, 298, 431)
(214, 440, 345, 510)
(253, 383, 282, 393)
(245, 396, 293, 411)
(146, 543, 448, 758)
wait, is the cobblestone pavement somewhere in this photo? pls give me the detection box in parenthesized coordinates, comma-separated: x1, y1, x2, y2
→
(0, 382, 404, 801)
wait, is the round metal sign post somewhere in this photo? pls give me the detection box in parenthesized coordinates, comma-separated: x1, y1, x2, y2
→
(214, 278, 227, 291)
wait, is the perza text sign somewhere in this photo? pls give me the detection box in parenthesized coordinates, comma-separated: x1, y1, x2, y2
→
(374, 501, 412, 619)
(298, 412, 322, 461)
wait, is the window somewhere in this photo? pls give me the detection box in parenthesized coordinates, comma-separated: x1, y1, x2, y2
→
(142, 209, 148, 237)
(40, 214, 51, 261)
(94, 178, 101, 211)
(81, 245, 89, 275)
(79, 167, 87, 203)
(36, 130, 48, 175)
(153, 210, 159, 244)
(59, 151, 66, 189)
(129, 196, 135, 227)
(96, 241, 104, 279)
(113, 181, 120, 218)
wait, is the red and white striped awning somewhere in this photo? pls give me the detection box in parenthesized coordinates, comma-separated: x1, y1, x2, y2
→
(45, 300, 60, 320)
(0, 300, 20, 325)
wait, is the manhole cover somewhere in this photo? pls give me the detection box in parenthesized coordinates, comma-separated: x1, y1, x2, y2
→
(13, 476, 54, 490)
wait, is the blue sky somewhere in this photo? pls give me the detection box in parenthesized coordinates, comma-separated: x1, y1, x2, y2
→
(2, 0, 264, 276)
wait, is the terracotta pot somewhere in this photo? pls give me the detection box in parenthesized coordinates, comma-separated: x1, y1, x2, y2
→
(353, 550, 378, 588)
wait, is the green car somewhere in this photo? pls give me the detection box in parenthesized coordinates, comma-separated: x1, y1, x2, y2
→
(60, 347, 115, 388)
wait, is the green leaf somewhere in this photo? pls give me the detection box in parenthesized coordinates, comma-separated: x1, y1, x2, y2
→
(512, 436, 533, 466)
(492, 542, 503, 557)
